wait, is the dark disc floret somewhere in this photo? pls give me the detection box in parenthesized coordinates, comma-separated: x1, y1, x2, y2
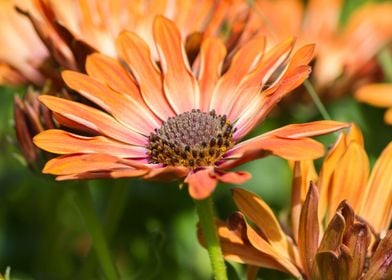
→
(147, 109, 236, 168)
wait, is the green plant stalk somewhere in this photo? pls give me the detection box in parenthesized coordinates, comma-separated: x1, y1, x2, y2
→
(304, 80, 332, 120)
(194, 196, 228, 280)
(73, 184, 119, 280)
(378, 48, 392, 83)
(78, 182, 129, 279)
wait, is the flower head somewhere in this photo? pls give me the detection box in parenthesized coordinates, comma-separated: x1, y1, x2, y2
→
(33, 16, 348, 199)
(226, 0, 392, 98)
(215, 124, 392, 278)
(0, 0, 232, 86)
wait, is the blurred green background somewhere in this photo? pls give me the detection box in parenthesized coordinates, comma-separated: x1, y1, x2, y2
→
(1, 0, 392, 279)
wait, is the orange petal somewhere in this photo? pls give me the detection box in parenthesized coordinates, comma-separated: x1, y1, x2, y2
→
(291, 161, 318, 244)
(209, 36, 266, 116)
(198, 37, 227, 112)
(42, 154, 147, 175)
(298, 183, 320, 276)
(62, 71, 160, 135)
(228, 37, 296, 121)
(214, 171, 251, 185)
(85, 53, 141, 101)
(355, 84, 392, 108)
(233, 65, 312, 139)
(153, 16, 199, 113)
(116, 31, 175, 120)
(359, 142, 392, 233)
(55, 168, 148, 181)
(185, 168, 217, 199)
(232, 188, 291, 258)
(39, 95, 146, 145)
(34, 129, 147, 158)
(384, 108, 392, 125)
(143, 165, 189, 181)
(270, 121, 350, 139)
(328, 142, 369, 219)
(215, 222, 286, 272)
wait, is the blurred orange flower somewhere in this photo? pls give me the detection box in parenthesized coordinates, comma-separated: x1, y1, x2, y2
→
(355, 83, 392, 125)
(216, 124, 392, 278)
(0, 0, 231, 86)
(227, 0, 392, 98)
(33, 16, 347, 199)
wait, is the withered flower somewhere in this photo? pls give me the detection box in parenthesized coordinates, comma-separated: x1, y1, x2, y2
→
(215, 124, 391, 278)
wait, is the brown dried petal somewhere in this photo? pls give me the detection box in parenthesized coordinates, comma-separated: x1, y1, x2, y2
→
(345, 223, 370, 279)
(298, 182, 320, 276)
(363, 230, 392, 280)
(318, 211, 346, 253)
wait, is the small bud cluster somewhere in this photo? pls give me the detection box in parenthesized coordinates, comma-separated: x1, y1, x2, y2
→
(147, 109, 235, 168)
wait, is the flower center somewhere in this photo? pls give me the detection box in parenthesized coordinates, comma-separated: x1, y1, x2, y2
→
(147, 109, 235, 168)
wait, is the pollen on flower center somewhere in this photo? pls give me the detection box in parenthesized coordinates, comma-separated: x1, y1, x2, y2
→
(147, 109, 235, 168)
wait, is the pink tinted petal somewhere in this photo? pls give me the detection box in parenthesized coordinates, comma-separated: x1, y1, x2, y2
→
(185, 168, 217, 199)
(116, 31, 176, 120)
(198, 37, 227, 112)
(153, 16, 200, 113)
(209, 36, 266, 116)
(34, 129, 148, 158)
(62, 71, 160, 135)
(39, 95, 146, 145)
(228, 37, 296, 121)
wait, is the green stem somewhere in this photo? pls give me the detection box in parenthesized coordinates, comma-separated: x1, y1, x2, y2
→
(304, 80, 331, 120)
(73, 184, 119, 280)
(194, 197, 227, 280)
(378, 48, 392, 83)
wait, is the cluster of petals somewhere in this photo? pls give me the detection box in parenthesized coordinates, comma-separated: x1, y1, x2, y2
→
(215, 124, 392, 278)
(33, 16, 348, 199)
(0, 0, 230, 86)
(225, 0, 392, 97)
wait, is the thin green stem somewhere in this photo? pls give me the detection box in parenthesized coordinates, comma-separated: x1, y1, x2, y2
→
(73, 184, 119, 280)
(304, 80, 331, 120)
(194, 197, 227, 280)
(378, 48, 392, 83)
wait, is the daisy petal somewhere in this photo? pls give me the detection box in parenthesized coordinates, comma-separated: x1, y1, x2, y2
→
(143, 165, 189, 181)
(153, 16, 200, 113)
(43, 154, 147, 175)
(198, 37, 227, 112)
(228, 37, 296, 120)
(185, 168, 217, 199)
(355, 84, 392, 108)
(34, 129, 147, 158)
(209, 36, 266, 116)
(62, 71, 160, 135)
(116, 31, 176, 120)
(215, 171, 251, 185)
(85, 53, 141, 101)
(232, 188, 290, 257)
(39, 95, 146, 145)
(56, 168, 148, 181)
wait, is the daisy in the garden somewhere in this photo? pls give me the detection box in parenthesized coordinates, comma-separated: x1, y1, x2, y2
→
(33, 16, 348, 199)
(215, 124, 392, 279)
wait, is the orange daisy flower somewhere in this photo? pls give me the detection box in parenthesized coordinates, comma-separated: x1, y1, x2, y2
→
(0, 0, 231, 86)
(355, 83, 392, 125)
(33, 16, 348, 199)
(226, 0, 392, 98)
(215, 124, 392, 278)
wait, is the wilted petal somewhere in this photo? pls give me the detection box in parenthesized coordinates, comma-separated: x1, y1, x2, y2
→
(298, 182, 319, 276)
(318, 211, 345, 253)
(345, 223, 370, 279)
(363, 230, 392, 280)
(314, 251, 340, 280)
